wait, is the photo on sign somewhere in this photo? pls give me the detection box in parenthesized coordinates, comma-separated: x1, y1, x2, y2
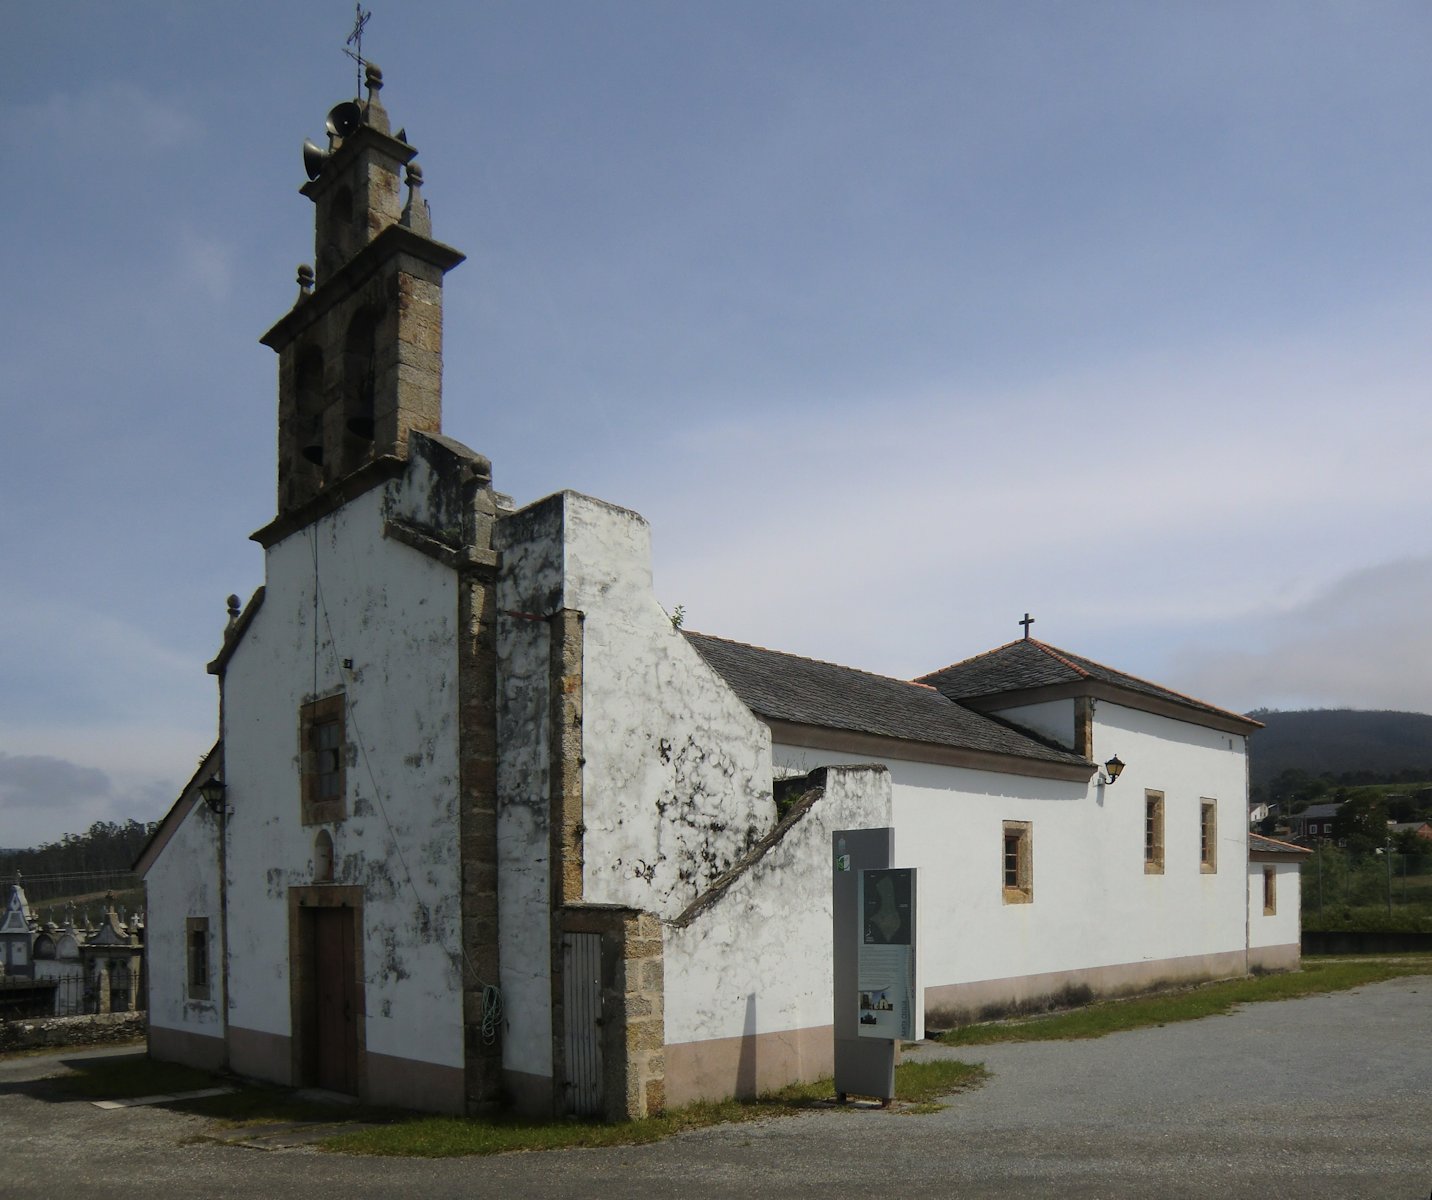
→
(862, 867, 912, 945)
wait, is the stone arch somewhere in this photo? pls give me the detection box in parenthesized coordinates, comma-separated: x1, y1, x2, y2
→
(314, 829, 335, 884)
(295, 345, 327, 475)
(341, 305, 381, 471)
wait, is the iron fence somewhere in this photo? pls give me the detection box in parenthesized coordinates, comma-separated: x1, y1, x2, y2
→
(1301, 846, 1432, 922)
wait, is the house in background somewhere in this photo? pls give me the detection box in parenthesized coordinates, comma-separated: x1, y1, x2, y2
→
(1288, 802, 1343, 840)
(1389, 821, 1432, 844)
(138, 70, 1303, 1121)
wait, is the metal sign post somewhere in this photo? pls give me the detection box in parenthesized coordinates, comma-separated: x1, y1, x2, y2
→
(832, 827, 918, 1105)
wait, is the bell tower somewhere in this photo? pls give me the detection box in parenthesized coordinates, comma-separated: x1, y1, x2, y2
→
(260, 64, 465, 518)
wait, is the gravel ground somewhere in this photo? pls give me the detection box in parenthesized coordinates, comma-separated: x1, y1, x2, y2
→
(3, 975, 1428, 1199)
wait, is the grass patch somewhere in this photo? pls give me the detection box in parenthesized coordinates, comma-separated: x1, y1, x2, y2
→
(937, 957, 1432, 1047)
(321, 1059, 986, 1157)
(893, 1058, 987, 1105)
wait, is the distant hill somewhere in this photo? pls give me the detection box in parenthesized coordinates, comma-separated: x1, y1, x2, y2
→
(1248, 709, 1432, 787)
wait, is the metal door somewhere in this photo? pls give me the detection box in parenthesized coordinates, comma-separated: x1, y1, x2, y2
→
(561, 931, 602, 1116)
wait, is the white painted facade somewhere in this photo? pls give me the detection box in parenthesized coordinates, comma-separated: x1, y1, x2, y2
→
(772, 697, 1254, 1020)
(142, 797, 224, 1046)
(494, 490, 779, 1087)
(663, 765, 891, 1051)
(145, 463, 1298, 1108)
(222, 479, 465, 1078)
(1248, 859, 1302, 952)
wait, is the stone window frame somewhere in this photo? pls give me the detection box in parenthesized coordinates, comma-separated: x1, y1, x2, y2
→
(1262, 865, 1277, 915)
(1199, 799, 1218, 874)
(1144, 791, 1165, 875)
(300, 693, 347, 826)
(1002, 820, 1033, 904)
(186, 916, 211, 1002)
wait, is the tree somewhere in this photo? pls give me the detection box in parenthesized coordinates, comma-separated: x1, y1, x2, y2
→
(1391, 827, 1430, 856)
(1333, 795, 1389, 855)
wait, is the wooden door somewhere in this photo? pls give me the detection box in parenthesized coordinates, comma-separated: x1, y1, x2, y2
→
(311, 906, 358, 1095)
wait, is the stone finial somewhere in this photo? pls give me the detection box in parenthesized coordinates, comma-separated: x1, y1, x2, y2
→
(363, 62, 390, 134)
(297, 264, 314, 302)
(226, 593, 242, 631)
(402, 162, 432, 236)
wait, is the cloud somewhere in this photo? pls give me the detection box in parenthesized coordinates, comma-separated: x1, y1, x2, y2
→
(1167, 556, 1432, 714)
(0, 748, 185, 850)
(0, 751, 165, 850)
(0, 752, 112, 812)
(2, 81, 200, 154)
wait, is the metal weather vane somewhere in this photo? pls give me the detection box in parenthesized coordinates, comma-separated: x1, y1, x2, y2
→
(344, 3, 372, 96)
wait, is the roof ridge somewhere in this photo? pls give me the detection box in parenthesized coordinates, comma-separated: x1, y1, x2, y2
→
(1043, 641, 1262, 726)
(685, 629, 950, 698)
(1251, 832, 1314, 855)
(1028, 639, 1091, 678)
(915, 637, 1027, 682)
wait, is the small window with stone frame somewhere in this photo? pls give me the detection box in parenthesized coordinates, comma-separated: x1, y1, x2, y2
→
(1002, 820, 1033, 904)
(1144, 791, 1165, 874)
(1200, 800, 1218, 873)
(1262, 865, 1277, 915)
(300, 694, 347, 825)
(186, 916, 211, 1002)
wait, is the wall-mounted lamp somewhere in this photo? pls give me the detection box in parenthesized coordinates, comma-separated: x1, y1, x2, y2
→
(198, 778, 227, 815)
(1099, 755, 1125, 786)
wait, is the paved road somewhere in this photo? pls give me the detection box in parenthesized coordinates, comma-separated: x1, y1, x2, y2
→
(4, 976, 1429, 1199)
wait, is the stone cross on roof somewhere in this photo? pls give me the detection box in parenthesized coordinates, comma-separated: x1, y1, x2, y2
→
(1019, 612, 1035, 640)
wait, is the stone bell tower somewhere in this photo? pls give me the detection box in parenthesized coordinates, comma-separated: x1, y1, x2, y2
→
(260, 64, 465, 518)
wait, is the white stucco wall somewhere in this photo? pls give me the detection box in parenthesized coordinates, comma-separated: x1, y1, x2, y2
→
(143, 799, 224, 1040)
(993, 698, 1078, 750)
(772, 699, 1252, 1004)
(561, 493, 776, 917)
(493, 496, 562, 1082)
(663, 765, 892, 1047)
(1248, 860, 1302, 949)
(221, 478, 464, 1075)
(492, 490, 779, 1082)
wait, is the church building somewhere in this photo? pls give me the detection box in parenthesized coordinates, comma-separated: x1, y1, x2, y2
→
(137, 70, 1306, 1120)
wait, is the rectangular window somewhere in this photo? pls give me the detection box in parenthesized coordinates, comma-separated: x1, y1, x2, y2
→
(1144, 791, 1165, 874)
(186, 916, 211, 1002)
(300, 694, 347, 825)
(1200, 800, 1217, 873)
(1262, 866, 1277, 915)
(1002, 821, 1033, 904)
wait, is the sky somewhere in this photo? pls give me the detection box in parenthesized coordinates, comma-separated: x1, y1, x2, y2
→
(3, 2, 1432, 848)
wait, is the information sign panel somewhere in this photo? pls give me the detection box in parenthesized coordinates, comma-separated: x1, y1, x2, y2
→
(856, 867, 916, 1040)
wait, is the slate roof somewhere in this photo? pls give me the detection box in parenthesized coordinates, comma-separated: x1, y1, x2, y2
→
(917, 638, 1260, 729)
(1249, 833, 1313, 857)
(1292, 802, 1342, 821)
(684, 632, 1091, 769)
